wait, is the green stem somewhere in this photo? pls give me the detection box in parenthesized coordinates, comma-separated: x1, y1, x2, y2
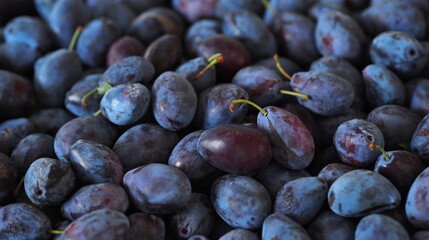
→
(51, 230, 64, 235)
(81, 82, 113, 107)
(194, 53, 224, 80)
(68, 26, 83, 51)
(278, 90, 311, 100)
(260, 0, 278, 16)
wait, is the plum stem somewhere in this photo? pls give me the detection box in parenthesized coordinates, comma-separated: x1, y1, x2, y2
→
(93, 109, 102, 116)
(278, 89, 311, 100)
(51, 230, 64, 234)
(368, 143, 391, 162)
(229, 99, 268, 116)
(68, 25, 83, 51)
(81, 82, 113, 107)
(194, 53, 224, 80)
(273, 54, 292, 80)
(260, 0, 277, 16)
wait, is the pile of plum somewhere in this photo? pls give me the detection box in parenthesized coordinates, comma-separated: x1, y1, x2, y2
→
(1, 0, 429, 239)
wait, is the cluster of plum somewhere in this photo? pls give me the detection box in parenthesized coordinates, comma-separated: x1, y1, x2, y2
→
(0, 0, 429, 239)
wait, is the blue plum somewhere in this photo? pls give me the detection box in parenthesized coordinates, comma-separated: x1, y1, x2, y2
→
(24, 157, 76, 206)
(193, 83, 249, 130)
(355, 214, 410, 240)
(58, 209, 129, 240)
(123, 163, 192, 214)
(100, 83, 151, 126)
(333, 119, 385, 167)
(211, 174, 271, 230)
(125, 213, 165, 240)
(370, 31, 426, 78)
(262, 213, 312, 240)
(0, 203, 51, 240)
(411, 114, 429, 163)
(69, 139, 124, 185)
(362, 64, 406, 107)
(100, 56, 155, 86)
(307, 210, 356, 240)
(76, 18, 119, 67)
(328, 170, 401, 217)
(54, 116, 118, 162)
(274, 177, 328, 225)
(290, 71, 355, 116)
(61, 183, 129, 220)
(151, 71, 197, 131)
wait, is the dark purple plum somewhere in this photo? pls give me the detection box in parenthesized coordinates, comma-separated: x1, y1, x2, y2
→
(61, 183, 129, 220)
(355, 214, 410, 240)
(333, 119, 385, 167)
(197, 124, 271, 175)
(29, 108, 74, 136)
(262, 213, 312, 240)
(129, 7, 184, 45)
(211, 174, 271, 230)
(113, 123, 179, 172)
(168, 130, 222, 186)
(58, 209, 129, 240)
(328, 170, 401, 217)
(255, 162, 310, 199)
(273, 12, 320, 65)
(222, 10, 277, 61)
(318, 163, 357, 186)
(0, 153, 17, 205)
(374, 150, 424, 197)
(151, 71, 197, 131)
(34, 48, 83, 107)
(172, 0, 218, 22)
(0, 70, 35, 119)
(274, 177, 328, 225)
(197, 34, 252, 81)
(144, 34, 183, 77)
(0, 118, 35, 155)
(370, 31, 426, 78)
(411, 114, 429, 163)
(232, 66, 287, 107)
(106, 36, 145, 66)
(76, 17, 119, 67)
(123, 163, 192, 214)
(362, 64, 406, 107)
(69, 139, 123, 185)
(54, 116, 118, 162)
(307, 210, 356, 240)
(290, 71, 355, 116)
(194, 83, 249, 130)
(100, 56, 155, 86)
(367, 104, 421, 150)
(256, 106, 315, 170)
(100, 83, 150, 126)
(169, 193, 216, 239)
(315, 10, 367, 64)
(125, 213, 165, 240)
(0, 203, 51, 240)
